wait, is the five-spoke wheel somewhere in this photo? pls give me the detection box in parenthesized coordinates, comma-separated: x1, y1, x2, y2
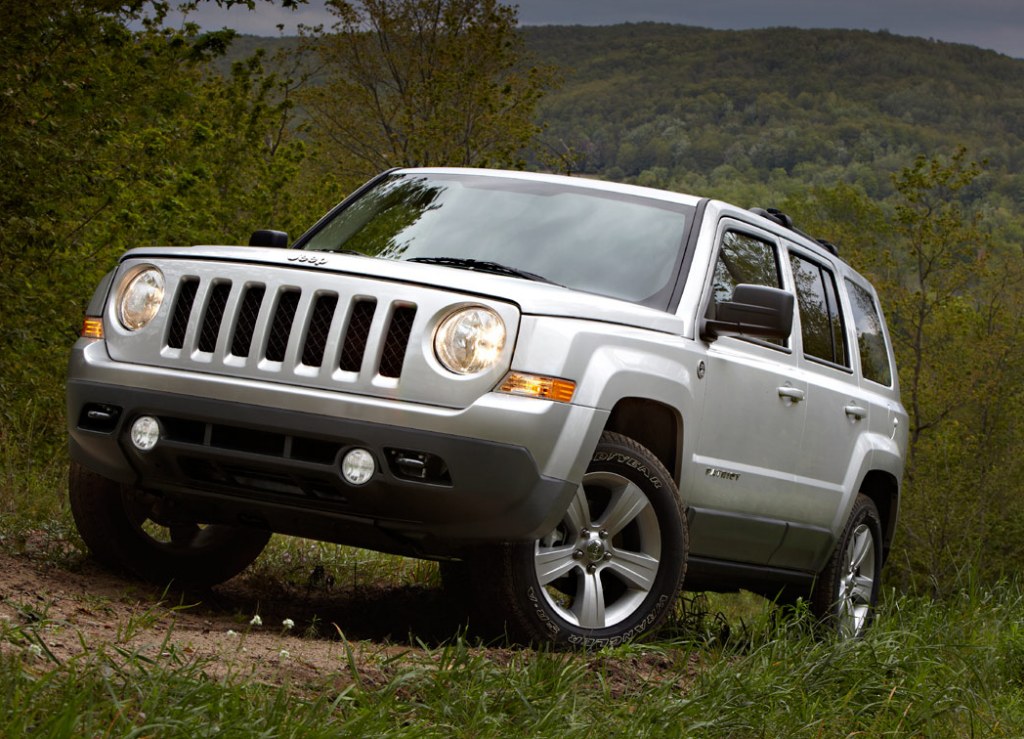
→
(812, 494, 882, 638)
(486, 432, 687, 647)
(533, 470, 664, 630)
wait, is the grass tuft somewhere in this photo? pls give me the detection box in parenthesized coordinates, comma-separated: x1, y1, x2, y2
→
(5, 425, 1024, 734)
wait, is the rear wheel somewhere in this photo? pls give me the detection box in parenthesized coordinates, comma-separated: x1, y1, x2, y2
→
(811, 494, 883, 638)
(484, 432, 687, 648)
(69, 461, 270, 587)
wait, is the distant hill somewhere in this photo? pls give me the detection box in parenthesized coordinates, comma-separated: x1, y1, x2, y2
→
(220, 24, 1024, 207)
(523, 24, 1024, 204)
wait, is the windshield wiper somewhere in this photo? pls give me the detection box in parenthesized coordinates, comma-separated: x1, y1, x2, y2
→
(406, 257, 561, 286)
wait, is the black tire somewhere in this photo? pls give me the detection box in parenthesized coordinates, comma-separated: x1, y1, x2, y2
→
(811, 493, 883, 637)
(69, 461, 270, 587)
(482, 432, 687, 648)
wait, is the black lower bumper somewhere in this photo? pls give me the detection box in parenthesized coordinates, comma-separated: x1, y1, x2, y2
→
(67, 380, 577, 558)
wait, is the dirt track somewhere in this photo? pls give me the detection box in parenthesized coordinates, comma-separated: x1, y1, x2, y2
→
(0, 545, 696, 694)
(0, 543, 487, 688)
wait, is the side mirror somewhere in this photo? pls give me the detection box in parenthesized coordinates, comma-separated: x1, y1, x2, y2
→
(249, 229, 289, 248)
(702, 284, 794, 341)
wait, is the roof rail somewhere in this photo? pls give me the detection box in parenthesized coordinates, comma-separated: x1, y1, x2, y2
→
(750, 207, 840, 257)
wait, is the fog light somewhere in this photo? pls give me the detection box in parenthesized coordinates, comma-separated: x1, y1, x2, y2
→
(341, 448, 375, 485)
(130, 416, 160, 451)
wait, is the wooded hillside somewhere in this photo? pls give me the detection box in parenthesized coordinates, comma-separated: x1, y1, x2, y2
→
(525, 24, 1024, 206)
(5, 7, 1024, 596)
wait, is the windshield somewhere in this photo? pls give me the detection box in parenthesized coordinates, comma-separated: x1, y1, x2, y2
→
(299, 173, 693, 306)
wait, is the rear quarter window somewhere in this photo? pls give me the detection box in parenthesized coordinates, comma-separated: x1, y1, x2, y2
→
(846, 279, 893, 386)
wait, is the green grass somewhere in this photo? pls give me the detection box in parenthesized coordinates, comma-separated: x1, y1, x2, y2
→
(3, 584, 1024, 736)
(4, 443, 1024, 736)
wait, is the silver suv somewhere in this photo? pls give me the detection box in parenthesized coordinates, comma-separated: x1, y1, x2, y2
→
(67, 168, 907, 646)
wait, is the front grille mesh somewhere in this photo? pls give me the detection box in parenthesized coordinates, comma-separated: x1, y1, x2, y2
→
(198, 282, 231, 353)
(339, 299, 377, 373)
(230, 285, 265, 357)
(167, 279, 199, 350)
(380, 306, 417, 378)
(165, 278, 417, 382)
(302, 294, 338, 367)
(266, 290, 300, 362)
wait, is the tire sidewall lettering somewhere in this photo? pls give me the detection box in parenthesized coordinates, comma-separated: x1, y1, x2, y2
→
(563, 594, 671, 648)
(592, 451, 663, 489)
(526, 585, 561, 636)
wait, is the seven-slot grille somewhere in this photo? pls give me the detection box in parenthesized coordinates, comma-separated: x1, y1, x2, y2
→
(165, 276, 417, 380)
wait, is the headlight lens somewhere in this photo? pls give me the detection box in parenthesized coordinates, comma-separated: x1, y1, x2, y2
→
(434, 306, 506, 374)
(117, 267, 165, 331)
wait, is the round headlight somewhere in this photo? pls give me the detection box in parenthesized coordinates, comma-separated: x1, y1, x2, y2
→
(434, 306, 506, 375)
(117, 267, 165, 331)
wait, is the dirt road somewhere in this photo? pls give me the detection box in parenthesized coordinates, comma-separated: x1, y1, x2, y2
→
(0, 544, 487, 688)
(0, 543, 693, 697)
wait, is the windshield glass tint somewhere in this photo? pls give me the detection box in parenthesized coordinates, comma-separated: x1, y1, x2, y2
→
(301, 173, 692, 305)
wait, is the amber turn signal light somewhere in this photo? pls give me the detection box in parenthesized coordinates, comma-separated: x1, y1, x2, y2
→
(499, 372, 576, 403)
(81, 317, 104, 339)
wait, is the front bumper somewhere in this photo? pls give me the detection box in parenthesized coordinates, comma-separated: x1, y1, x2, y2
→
(68, 340, 606, 556)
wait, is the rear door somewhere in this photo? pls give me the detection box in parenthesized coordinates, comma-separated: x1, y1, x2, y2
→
(768, 245, 863, 569)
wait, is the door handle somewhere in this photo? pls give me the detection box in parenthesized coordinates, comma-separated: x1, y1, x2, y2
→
(777, 386, 805, 402)
(844, 405, 867, 420)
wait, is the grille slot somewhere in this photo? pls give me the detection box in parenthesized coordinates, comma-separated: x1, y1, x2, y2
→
(167, 278, 199, 349)
(339, 299, 377, 372)
(265, 290, 300, 362)
(210, 424, 285, 457)
(379, 306, 417, 378)
(301, 293, 338, 367)
(291, 437, 343, 465)
(230, 284, 265, 358)
(198, 282, 232, 353)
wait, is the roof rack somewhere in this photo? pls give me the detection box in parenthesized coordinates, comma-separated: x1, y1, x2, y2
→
(749, 207, 840, 257)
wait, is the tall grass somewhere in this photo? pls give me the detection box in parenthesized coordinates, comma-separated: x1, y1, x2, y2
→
(3, 581, 1024, 736)
(0, 407, 77, 562)
(4, 421, 1024, 735)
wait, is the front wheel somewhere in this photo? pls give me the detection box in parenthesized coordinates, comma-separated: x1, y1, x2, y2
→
(811, 494, 883, 638)
(486, 432, 687, 648)
(69, 461, 270, 587)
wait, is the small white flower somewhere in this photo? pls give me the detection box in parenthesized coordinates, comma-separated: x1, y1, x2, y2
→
(227, 629, 238, 637)
(279, 649, 290, 659)
(25, 644, 43, 659)
(282, 618, 295, 630)
(249, 615, 262, 627)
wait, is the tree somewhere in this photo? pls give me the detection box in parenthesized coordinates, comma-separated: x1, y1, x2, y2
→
(299, 0, 556, 183)
(790, 152, 1024, 593)
(884, 150, 1024, 591)
(0, 1, 315, 463)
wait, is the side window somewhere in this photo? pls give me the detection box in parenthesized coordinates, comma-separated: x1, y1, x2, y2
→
(711, 230, 781, 304)
(846, 280, 893, 386)
(790, 254, 849, 368)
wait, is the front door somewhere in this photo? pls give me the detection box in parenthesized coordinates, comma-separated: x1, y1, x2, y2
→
(689, 224, 805, 564)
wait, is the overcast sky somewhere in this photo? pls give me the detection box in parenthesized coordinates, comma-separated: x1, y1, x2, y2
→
(177, 0, 1024, 59)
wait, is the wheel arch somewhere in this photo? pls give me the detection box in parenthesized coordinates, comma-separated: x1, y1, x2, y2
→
(603, 397, 683, 484)
(858, 470, 900, 563)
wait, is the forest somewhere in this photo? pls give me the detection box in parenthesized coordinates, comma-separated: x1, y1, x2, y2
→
(5, 0, 1024, 593)
(7, 1, 1024, 733)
